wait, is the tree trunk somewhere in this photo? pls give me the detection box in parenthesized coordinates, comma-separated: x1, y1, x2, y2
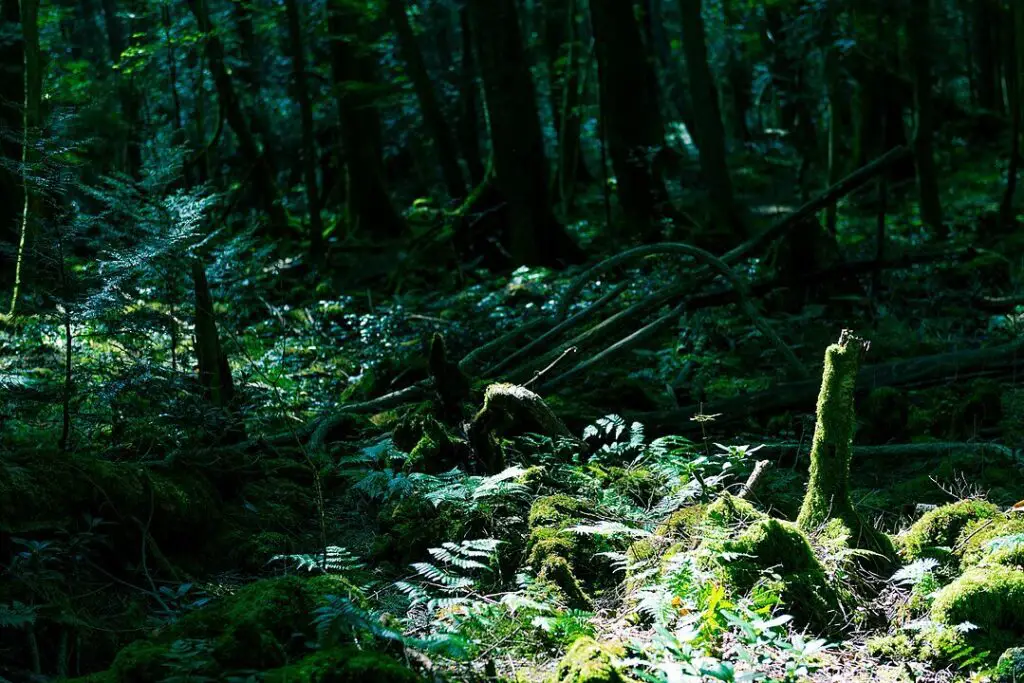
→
(1000, 1, 1023, 229)
(230, 0, 263, 98)
(186, 0, 288, 235)
(456, 6, 486, 187)
(906, 0, 944, 233)
(590, 0, 670, 242)
(545, 0, 590, 203)
(99, 0, 143, 177)
(467, 0, 582, 266)
(327, 0, 405, 238)
(384, 0, 466, 199)
(678, 0, 745, 242)
(192, 260, 234, 408)
(975, 0, 1002, 112)
(284, 0, 324, 262)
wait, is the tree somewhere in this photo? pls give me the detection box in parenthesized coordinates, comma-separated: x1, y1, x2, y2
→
(384, 0, 466, 199)
(544, 0, 590, 208)
(906, 0, 944, 232)
(678, 0, 745, 241)
(99, 0, 143, 176)
(456, 6, 485, 187)
(284, 0, 325, 260)
(327, 0, 405, 238)
(467, 0, 581, 266)
(0, 0, 23, 282)
(186, 0, 288, 235)
(590, 0, 671, 242)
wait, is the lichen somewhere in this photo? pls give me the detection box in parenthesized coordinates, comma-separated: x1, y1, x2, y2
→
(547, 637, 637, 683)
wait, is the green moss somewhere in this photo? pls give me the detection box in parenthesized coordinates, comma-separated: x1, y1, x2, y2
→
(588, 466, 659, 506)
(712, 518, 842, 631)
(263, 646, 424, 682)
(900, 499, 1001, 561)
(547, 637, 637, 683)
(931, 566, 1024, 636)
(655, 504, 708, 541)
(528, 527, 580, 570)
(866, 625, 972, 666)
(516, 465, 549, 488)
(957, 515, 1024, 569)
(401, 416, 468, 474)
(704, 494, 765, 530)
(529, 495, 588, 529)
(538, 556, 594, 611)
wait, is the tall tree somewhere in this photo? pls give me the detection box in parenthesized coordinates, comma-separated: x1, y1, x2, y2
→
(186, 0, 288, 235)
(0, 0, 23, 265)
(327, 0, 404, 237)
(467, 0, 581, 265)
(678, 0, 745, 241)
(1000, 0, 1023, 229)
(544, 0, 590, 207)
(456, 5, 485, 186)
(384, 0, 466, 199)
(590, 0, 670, 241)
(284, 0, 325, 260)
(906, 0, 944, 232)
(99, 0, 143, 176)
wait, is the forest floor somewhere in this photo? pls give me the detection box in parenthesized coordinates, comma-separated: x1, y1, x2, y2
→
(3, 144, 1024, 682)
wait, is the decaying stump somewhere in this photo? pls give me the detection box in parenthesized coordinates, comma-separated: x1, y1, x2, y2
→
(469, 383, 572, 473)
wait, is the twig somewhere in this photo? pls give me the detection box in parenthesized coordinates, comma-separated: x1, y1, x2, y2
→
(523, 346, 577, 389)
(952, 517, 996, 554)
(737, 460, 772, 500)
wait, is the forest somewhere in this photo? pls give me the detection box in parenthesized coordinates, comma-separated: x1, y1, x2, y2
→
(1, 0, 1024, 680)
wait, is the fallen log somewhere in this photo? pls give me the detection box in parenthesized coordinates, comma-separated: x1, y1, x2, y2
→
(628, 336, 1024, 434)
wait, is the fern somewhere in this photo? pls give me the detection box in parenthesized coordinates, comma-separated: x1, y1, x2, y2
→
(270, 545, 365, 575)
(395, 538, 500, 611)
(584, 414, 646, 464)
(0, 602, 36, 630)
(891, 558, 940, 587)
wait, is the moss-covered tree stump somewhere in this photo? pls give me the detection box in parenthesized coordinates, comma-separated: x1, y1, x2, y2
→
(469, 383, 572, 473)
(796, 330, 896, 566)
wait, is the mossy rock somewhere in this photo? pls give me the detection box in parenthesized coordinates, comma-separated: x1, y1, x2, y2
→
(547, 637, 637, 683)
(931, 565, 1024, 638)
(711, 518, 843, 632)
(866, 624, 972, 666)
(529, 495, 588, 529)
(900, 499, 1001, 562)
(263, 646, 424, 682)
(537, 555, 594, 611)
(957, 514, 1024, 569)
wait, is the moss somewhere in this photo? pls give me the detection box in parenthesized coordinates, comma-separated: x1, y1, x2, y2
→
(469, 383, 572, 473)
(529, 495, 588, 529)
(957, 515, 1024, 569)
(516, 465, 549, 489)
(866, 625, 972, 666)
(538, 556, 594, 611)
(375, 496, 474, 562)
(797, 333, 896, 568)
(655, 504, 708, 541)
(400, 416, 469, 474)
(588, 466, 659, 506)
(263, 646, 424, 682)
(931, 566, 1024, 638)
(528, 528, 580, 570)
(547, 637, 637, 683)
(712, 518, 842, 631)
(900, 499, 1001, 561)
(704, 494, 765, 530)
(995, 647, 1024, 683)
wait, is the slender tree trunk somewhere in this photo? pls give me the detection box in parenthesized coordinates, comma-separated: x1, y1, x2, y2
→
(906, 0, 944, 232)
(467, 0, 582, 266)
(545, 0, 590, 201)
(230, 0, 262, 98)
(975, 0, 1001, 112)
(0, 0, 24, 268)
(678, 0, 745, 242)
(1000, 0, 1023, 229)
(327, 1, 404, 238)
(192, 260, 234, 407)
(186, 0, 288, 235)
(99, 0, 143, 176)
(645, 0, 697, 140)
(457, 6, 485, 186)
(590, 0, 670, 242)
(284, 0, 324, 261)
(384, 0, 466, 199)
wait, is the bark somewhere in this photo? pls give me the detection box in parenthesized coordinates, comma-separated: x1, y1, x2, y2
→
(0, 0, 23, 255)
(906, 0, 944, 233)
(1000, 0, 1023, 229)
(644, 0, 697, 139)
(284, 0, 325, 260)
(192, 260, 234, 407)
(327, 1, 405, 237)
(590, 0, 670, 242)
(678, 0, 745, 242)
(230, 0, 263, 97)
(456, 6, 485, 187)
(467, 0, 582, 266)
(384, 0, 466, 199)
(974, 0, 1001, 112)
(186, 0, 288, 234)
(545, 0, 590, 202)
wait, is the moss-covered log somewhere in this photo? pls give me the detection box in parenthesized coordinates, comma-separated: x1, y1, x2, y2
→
(469, 383, 572, 473)
(796, 331, 896, 565)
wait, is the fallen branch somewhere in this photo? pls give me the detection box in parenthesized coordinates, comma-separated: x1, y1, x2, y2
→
(736, 459, 772, 500)
(630, 336, 1024, 434)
